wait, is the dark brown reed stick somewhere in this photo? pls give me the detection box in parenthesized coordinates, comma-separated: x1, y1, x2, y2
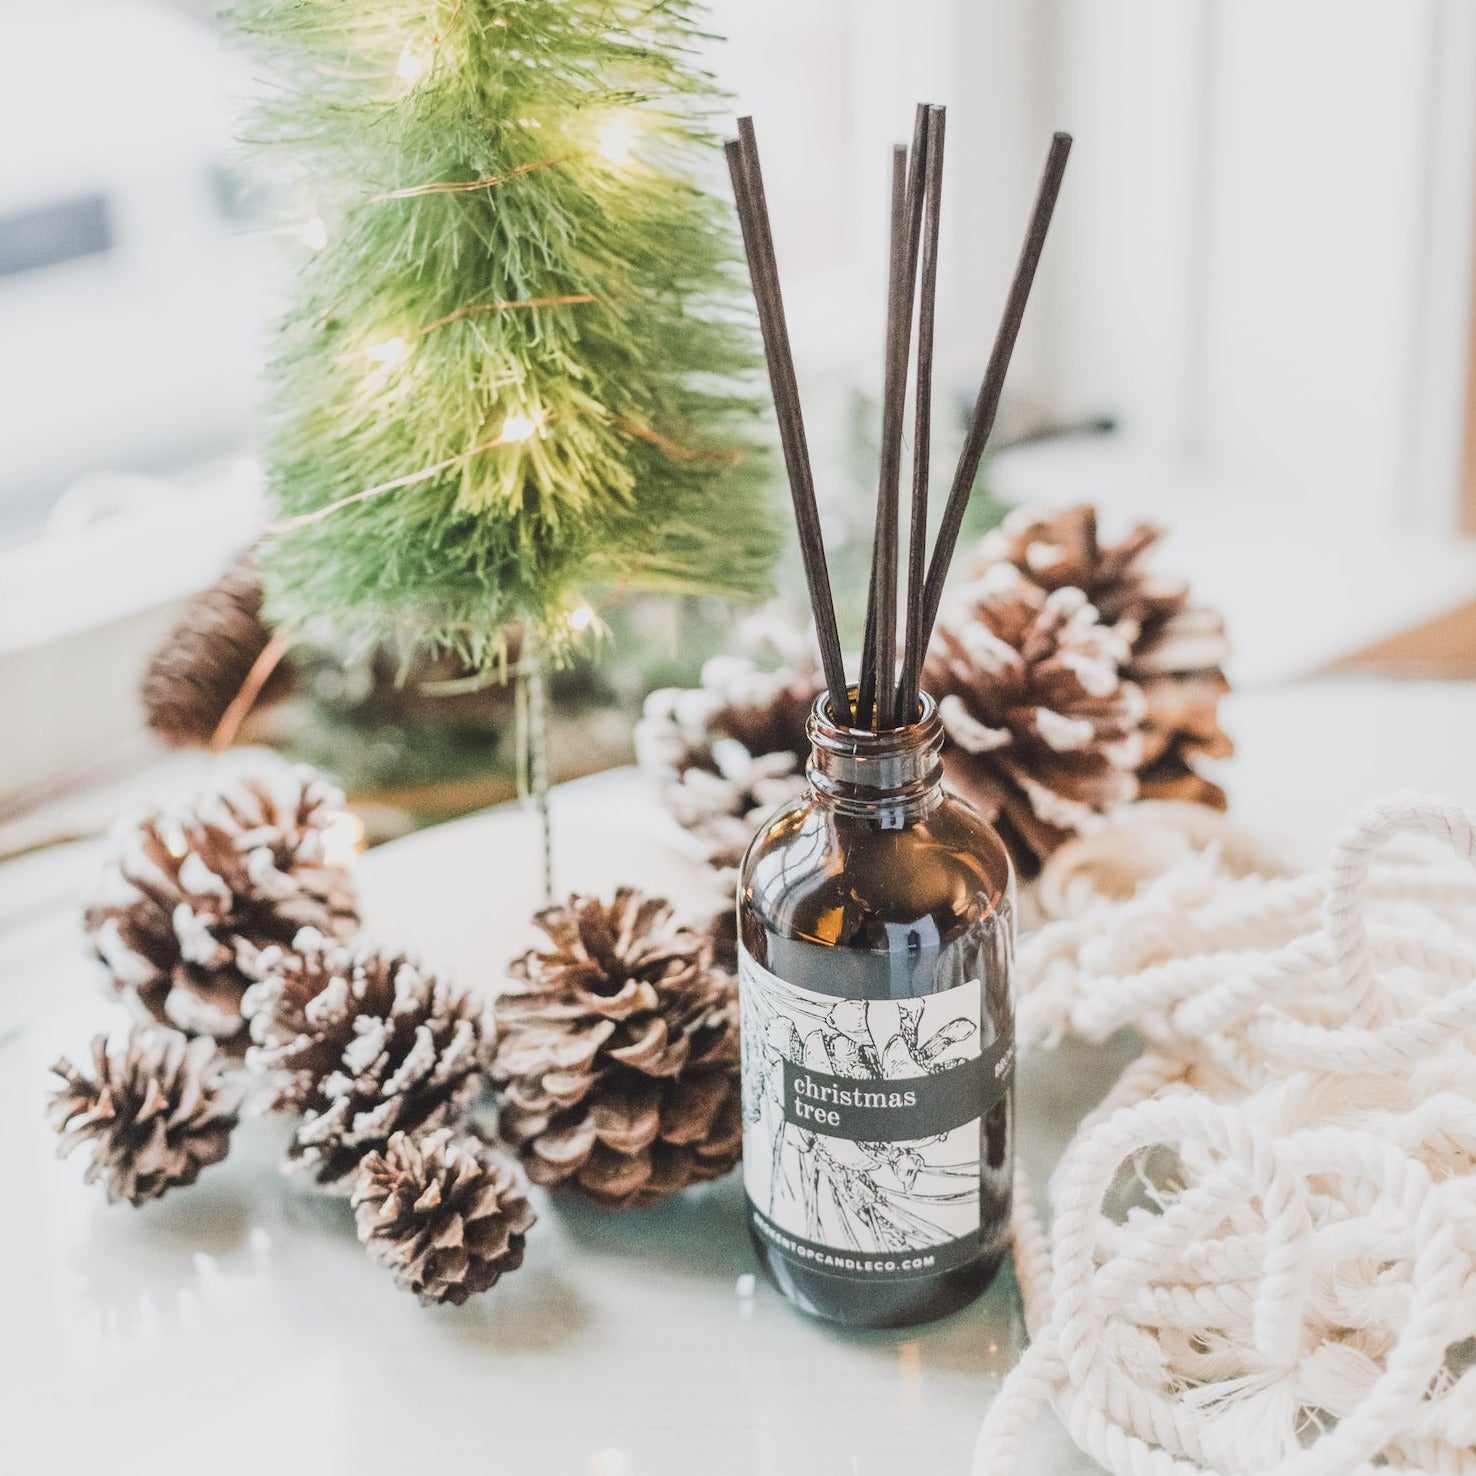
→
(918, 131, 1072, 649)
(861, 112, 931, 729)
(898, 105, 946, 722)
(726, 122, 852, 725)
(856, 148, 910, 730)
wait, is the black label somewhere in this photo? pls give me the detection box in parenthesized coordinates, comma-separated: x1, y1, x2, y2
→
(780, 1033, 1013, 1142)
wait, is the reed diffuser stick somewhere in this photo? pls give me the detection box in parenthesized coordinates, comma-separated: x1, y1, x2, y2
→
(861, 110, 932, 730)
(898, 105, 947, 721)
(856, 147, 911, 729)
(725, 111, 1069, 736)
(725, 123, 852, 724)
(918, 132, 1072, 647)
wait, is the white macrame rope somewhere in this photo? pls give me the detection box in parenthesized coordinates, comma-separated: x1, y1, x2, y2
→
(976, 793, 1476, 1476)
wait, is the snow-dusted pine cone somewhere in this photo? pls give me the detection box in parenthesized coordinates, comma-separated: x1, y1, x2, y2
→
(84, 758, 359, 1053)
(49, 1029, 241, 1206)
(635, 655, 820, 871)
(923, 564, 1144, 875)
(493, 888, 742, 1208)
(243, 931, 496, 1192)
(353, 1128, 535, 1306)
(974, 505, 1232, 806)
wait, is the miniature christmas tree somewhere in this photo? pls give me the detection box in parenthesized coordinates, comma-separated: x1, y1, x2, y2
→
(229, 0, 776, 670)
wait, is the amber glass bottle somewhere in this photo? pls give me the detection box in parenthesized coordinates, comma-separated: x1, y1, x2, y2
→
(737, 690, 1015, 1328)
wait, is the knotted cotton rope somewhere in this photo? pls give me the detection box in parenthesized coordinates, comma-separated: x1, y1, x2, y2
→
(977, 794, 1476, 1476)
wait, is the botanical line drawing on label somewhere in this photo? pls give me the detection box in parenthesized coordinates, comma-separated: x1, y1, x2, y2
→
(740, 947, 1008, 1265)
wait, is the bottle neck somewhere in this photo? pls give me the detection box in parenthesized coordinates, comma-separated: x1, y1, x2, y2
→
(806, 690, 945, 822)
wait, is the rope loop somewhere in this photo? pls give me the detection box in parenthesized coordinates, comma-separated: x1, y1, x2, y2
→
(984, 793, 1476, 1476)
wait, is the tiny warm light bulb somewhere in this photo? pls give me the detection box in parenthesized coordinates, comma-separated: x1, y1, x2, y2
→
(368, 336, 408, 368)
(567, 601, 596, 633)
(501, 413, 539, 443)
(320, 811, 366, 867)
(302, 213, 328, 251)
(396, 42, 427, 84)
(596, 114, 638, 165)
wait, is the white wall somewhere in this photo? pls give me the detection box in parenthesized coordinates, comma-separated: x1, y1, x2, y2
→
(705, 0, 1055, 406)
(706, 0, 1476, 533)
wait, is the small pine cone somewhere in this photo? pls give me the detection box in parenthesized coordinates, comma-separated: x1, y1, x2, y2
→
(243, 932, 496, 1193)
(701, 653, 823, 761)
(974, 505, 1232, 806)
(141, 553, 293, 747)
(49, 1029, 241, 1206)
(923, 565, 1144, 876)
(353, 1129, 535, 1306)
(84, 758, 359, 1053)
(635, 656, 820, 869)
(493, 888, 742, 1208)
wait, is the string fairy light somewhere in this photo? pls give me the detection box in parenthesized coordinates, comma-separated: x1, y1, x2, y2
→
(410, 294, 596, 338)
(393, 0, 465, 89)
(370, 156, 569, 203)
(319, 810, 367, 866)
(264, 408, 723, 536)
(263, 433, 527, 534)
(566, 601, 597, 633)
(395, 41, 428, 85)
(596, 113, 640, 166)
(500, 412, 540, 443)
(366, 336, 409, 369)
(302, 213, 328, 251)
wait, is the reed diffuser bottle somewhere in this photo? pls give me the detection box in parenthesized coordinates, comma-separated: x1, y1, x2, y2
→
(724, 104, 1068, 1325)
(738, 693, 1015, 1327)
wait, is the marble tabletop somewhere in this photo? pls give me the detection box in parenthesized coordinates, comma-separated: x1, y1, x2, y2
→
(6, 679, 1476, 1476)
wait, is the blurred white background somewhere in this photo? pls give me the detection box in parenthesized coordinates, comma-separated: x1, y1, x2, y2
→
(3, 0, 1476, 801)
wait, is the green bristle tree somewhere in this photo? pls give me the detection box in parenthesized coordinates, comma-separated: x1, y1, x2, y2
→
(228, 0, 777, 671)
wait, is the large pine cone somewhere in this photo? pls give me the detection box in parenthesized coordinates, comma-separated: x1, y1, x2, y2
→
(142, 553, 293, 748)
(975, 505, 1232, 806)
(923, 565, 1144, 875)
(493, 888, 742, 1208)
(49, 1029, 241, 1205)
(243, 932, 496, 1193)
(635, 656, 820, 872)
(353, 1128, 535, 1306)
(84, 759, 359, 1052)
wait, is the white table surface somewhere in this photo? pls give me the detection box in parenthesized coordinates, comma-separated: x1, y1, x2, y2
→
(6, 679, 1476, 1476)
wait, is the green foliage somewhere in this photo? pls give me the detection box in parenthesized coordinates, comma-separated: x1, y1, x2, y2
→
(228, 0, 779, 670)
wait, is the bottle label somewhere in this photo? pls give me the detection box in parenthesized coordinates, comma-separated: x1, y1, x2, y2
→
(739, 945, 1013, 1279)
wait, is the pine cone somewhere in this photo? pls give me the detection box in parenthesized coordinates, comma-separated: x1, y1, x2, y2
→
(923, 565, 1144, 875)
(243, 932, 496, 1192)
(353, 1129, 535, 1306)
(493, 888, 742, 1208)
(85, 758, 360, 1052)
(635, 655, 820, 870)
(142, 553, 294, 747)
(705, 901, 739, 978)
(975, 505, 1232, 806)
(49, 1029, 241, 1206)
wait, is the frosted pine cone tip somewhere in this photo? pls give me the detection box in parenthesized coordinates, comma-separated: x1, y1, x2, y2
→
(636, 654, 819, 871)
(242, 930, 496, 1193)
(84, 755, 359, 1053)
(49, 1029, 241, 1206)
